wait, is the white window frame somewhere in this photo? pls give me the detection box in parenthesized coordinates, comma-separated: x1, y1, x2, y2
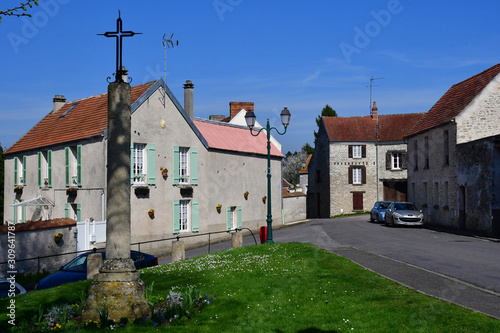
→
(17, 158, 24, 185)
(179, 147, 190, 184)
(133, 143, 147, 185)
(179, 200, 190, 232)
(230, 206, 237, 229)
(392, 153, 402, 170)
(352, 145, 362, 159)
(352, 167, 362, 185)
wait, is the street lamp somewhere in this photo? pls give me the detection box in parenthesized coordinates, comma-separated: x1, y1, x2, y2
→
(245, 107, 291, 243)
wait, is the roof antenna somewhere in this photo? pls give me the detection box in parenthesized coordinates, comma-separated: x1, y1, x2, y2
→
(160, 33, 178, 106)
(366, 76, 384, 116)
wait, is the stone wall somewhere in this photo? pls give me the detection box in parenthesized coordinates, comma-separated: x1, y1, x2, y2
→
(283, 193, 306, 223)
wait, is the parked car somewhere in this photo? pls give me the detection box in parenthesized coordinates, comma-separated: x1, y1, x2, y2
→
(0, 278, 27, 298)
(36, 250, 158, 290)
(370, 201, 392, 223)
(385, 202, 424, 227)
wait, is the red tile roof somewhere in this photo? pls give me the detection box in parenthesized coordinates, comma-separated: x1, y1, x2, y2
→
(193, 119, 283, 157)
(5, 81, 155, 155)
(323, 113, 424, 142)
(406, 63, 500, 137)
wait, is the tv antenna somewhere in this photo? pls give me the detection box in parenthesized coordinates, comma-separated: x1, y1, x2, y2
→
(162, 33, 179, 82)
(366, 76, 384, 116)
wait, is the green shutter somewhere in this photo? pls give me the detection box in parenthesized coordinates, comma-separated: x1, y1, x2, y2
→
(14, 157, 18, 186)
(76, 204, 82, 222)
(22, 156, 27, 186)
(47, 150, 52, 188)
(190, 147, 198, 185)
(131, 143, 135, 185)
(13, 200, 17, 224)
(237, 206, 242, 229)
(21, 206, 26, 223)
(77, 145, 82, 187)
(65, 147, 70, 187)
(147, 144, 156, 185)
(226, 207, 231, 231)
(173, 200, 180, 234)
(192, 200, 199, 232)
(173, 146, 180, 185)
(64, 203, 70, 218)
(38, 152, 42, 187)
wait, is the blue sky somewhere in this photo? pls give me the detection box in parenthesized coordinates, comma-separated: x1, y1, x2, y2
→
(2, 0, 500, 154)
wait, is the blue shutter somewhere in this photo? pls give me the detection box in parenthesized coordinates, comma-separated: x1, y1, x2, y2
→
(226, 207, 231, 231)
(190, 147, 198, 185)
(76, 204, 82, 222)
(65, 147, 70, 187)
(64, 203, 70, 218)
(192, 200, 199, 232)
(130, 142, 134, 185)
(173, 200, 180, 234)
(173, 146, 180, 185)
(237, 206, 242, 229)
(22, 156, 27, 186)
(77, 145, 82, 187)
(147, 144, 156, 185)
(14, 157, 18, 186)
(38, 152, 43, 187)
(47, 150, 52, 188)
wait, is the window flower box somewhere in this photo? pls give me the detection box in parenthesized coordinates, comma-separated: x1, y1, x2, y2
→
(180, 186, 193, 197)
(66, 188, 77, 197)
(134, 186, 150, 196)
(14, 186, 23, 194)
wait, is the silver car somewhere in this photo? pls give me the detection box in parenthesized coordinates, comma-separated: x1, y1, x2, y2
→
(385, 202, 424, 227)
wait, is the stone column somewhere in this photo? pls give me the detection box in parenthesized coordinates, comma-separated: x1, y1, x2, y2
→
(83, 79, 150, 322)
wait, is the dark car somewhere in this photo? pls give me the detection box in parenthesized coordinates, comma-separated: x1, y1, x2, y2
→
(370, 201, 392, 223)
(36, 250, 158, 290)
(385, 202, 424, 227)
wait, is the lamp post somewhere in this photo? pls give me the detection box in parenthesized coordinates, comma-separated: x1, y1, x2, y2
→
(245, 107, 291, 244)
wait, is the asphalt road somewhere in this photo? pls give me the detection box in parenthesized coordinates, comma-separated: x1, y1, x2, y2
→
(160, 215, 500, 319)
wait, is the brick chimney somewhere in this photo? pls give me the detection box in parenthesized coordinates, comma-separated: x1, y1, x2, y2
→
(52, 95, 66, 114)
(229, 102, 254, 120)
(371, 101, 378, 120)
(184, 80, 194, 119)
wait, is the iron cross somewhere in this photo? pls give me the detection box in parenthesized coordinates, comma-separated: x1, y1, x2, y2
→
(98, 11, 141, 82)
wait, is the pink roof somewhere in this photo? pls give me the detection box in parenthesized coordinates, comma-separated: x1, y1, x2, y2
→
(194, 120, 282, 157)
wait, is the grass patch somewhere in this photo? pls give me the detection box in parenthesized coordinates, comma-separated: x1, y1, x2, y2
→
(1, 243, 499, 332)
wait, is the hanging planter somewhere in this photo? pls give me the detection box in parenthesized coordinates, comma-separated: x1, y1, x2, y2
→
(262, 196, 267, 204)
(244, 191, 249, 200)
(135, 186, 150, 196)
(160, 167, 168, 178)
(216, 204, 222, 214)
(148, 209, 155, 219)
(54, 233, 63, 244)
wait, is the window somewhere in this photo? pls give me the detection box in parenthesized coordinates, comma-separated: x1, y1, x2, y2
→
(392, 153, 402, 170)
(424, 136, 430, 169)
(226, 206, 242, 230)
(386, 151, 407, 170)
(348, 165, 366, 185)
(413, 140, 418, 170)
(434, 182, 439, 207)
(65, 203, 81, 221)
(173, 146, 198, 186)
(443, 130, 449, 166)
(444, 182, 449, 207)
(14, 156, 26, 186)
(179, 147, 189, 184)
(133, 144, 147, 184)
(353, 167, 362, 184)
(38, 150, 53, 187)
(65, 145, 81, 187)
(13, 200, 26, 224)
(173, 200, 199, 233)
(348, 145, 366, 158)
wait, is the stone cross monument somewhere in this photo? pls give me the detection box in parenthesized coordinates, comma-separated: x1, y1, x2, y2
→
(83, 12, 150, 322)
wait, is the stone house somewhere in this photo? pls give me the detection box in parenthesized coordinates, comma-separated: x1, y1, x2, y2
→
(307, 103, 423, 218)
(405, 63, 500, 236)
(3, 78, 283, 254)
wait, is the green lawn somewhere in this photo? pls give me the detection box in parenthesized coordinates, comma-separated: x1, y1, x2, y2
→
(1, 242, 499, 332)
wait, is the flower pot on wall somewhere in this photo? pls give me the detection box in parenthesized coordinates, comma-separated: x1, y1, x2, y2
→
(244, 191, 249, 200)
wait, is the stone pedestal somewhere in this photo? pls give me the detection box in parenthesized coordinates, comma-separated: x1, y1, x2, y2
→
(172, 240, 185, 263)
(232, 231, 243, 248)
(86, 253, 103, 280)
(82, 259, 150, 322)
